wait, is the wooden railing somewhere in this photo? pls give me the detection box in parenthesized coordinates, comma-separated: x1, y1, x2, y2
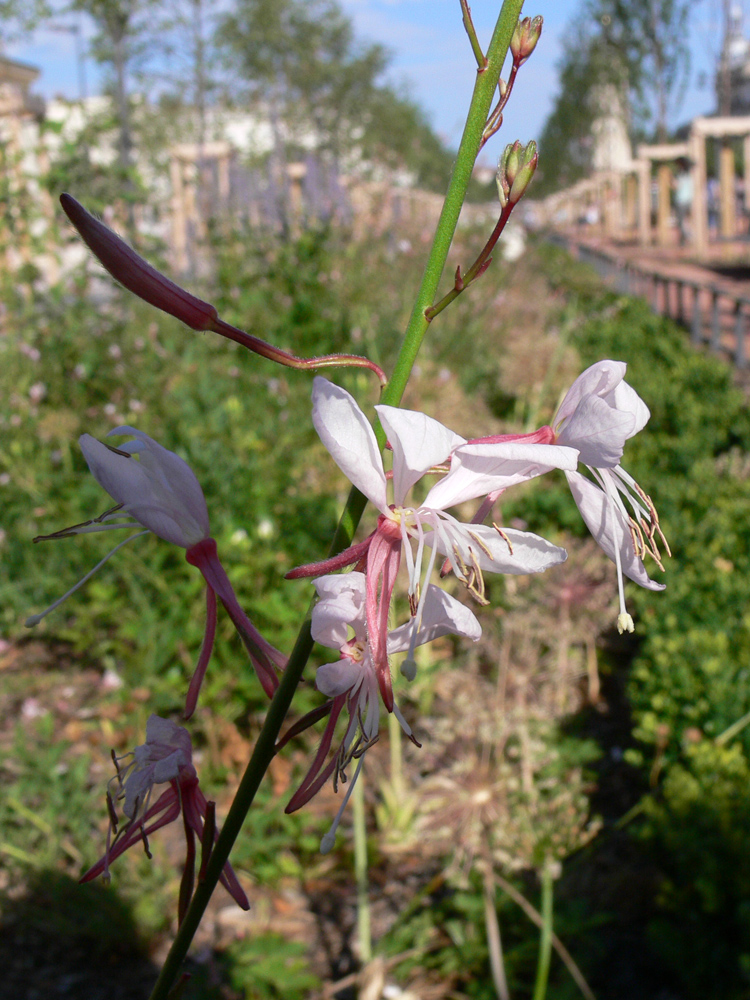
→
(554, 237, 750, 369)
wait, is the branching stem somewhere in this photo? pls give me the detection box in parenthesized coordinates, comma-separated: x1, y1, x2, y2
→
(481, 61, 520, 149)
(425, 201, 515, 322)
(460, 0, 488, 69)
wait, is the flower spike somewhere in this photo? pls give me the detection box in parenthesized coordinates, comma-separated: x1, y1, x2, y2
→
(60, 194, 387, 386)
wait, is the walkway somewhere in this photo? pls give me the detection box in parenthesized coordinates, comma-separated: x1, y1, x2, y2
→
(553, 231, 750, 369)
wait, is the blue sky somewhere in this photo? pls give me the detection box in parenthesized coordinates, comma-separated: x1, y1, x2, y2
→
(7, 0, 732, 159)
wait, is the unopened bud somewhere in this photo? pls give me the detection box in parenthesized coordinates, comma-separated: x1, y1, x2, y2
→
(498, 78, 508, 99)
(497, 140, 537, 206)
(497, 140, 521, 207)
(508, 140, 538, 203)
(510, 15, 543, 65)
(59, 193, 219, 332)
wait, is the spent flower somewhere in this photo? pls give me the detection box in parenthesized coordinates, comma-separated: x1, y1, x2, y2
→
(26, 427, 285, 714)
(80, 715, 249, 913)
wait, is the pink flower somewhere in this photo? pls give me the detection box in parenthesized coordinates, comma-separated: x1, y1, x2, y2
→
(553, 361, 669, 631)
(26, 427, 285, 714)
(282, 572, 481, 851)
(454, 361, 668, 632)
(288, 379, 571, 712)
(80, 715, 249, 913)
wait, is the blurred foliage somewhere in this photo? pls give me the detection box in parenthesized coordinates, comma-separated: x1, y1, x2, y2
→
(640, 741, 750, 997)
(485, 239, 750, 998)
(5, 178, 750, 995)
(225, 933, 322, 999)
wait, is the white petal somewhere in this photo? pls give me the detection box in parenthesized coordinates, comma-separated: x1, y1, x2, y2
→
(122, 767, 156, 819)
(312, 573, 367, 648)
(557, 395, 635, 468)
(316, 657, 367, 697)
(109, 427, 210, 537)
(434, 521, 568, 575)
(312, 378, 387, 512)
(375, 405, 465, 504)
(151, 748, 186, 784)
(566, 471, 665, 590)
(609, 381, 650, 436)
(555, 360, 627, 427)
(80, 433, 153, 508)
(424, 442, 579, 509)
(80, 432, 210, 548)
(313, 572, 366, 602)
(388, 585, 481, 652)
(144, 714, 183, 746)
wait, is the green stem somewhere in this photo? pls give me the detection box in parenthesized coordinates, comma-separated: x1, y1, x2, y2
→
(353, 770, 372, 962)
(383, 0, 525, 414)
(388, 707, 403, 797)
(716, 707, 750, 745)
(147, 3, 524, 996)
(426, 201, 515, 321)
(531, 864, 554, 1000)
(483, 867, 510, 1000)
(460, 0, 488, 69)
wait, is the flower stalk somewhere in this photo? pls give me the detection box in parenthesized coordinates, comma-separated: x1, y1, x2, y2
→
(353, 773, 372, 963)
(59, 193, 387, 387)
(531, 863, 555, 1000)
(147, 3, 526, 995)
(383, 0, 526, 418)
(425, 199, 515, 322)
(460, 0, 488, 70)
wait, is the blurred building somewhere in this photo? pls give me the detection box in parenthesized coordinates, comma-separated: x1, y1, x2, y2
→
(0, 54, 44, 119)
(717, 2, 750, 114)
(591, 83, 633, 172)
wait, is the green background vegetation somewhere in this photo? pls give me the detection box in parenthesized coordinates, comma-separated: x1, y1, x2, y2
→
(2, 210, 750, 997)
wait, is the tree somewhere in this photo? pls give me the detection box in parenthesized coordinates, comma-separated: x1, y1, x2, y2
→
(536, 21, 630, 196)
(214, 0, 452, 188)
(68, 0, 155, 183)
(0, 0, 51, 42)
(537, 0, 697, 195)
(593, 0, 694, 142)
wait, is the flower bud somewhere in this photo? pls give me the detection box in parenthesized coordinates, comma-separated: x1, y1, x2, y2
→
(510, 15, 543, 64)
(497, 140, 537, 207)
(496, 140, 521, 207)
(508, 140, 538, 204)
(60, 193, 219, 331)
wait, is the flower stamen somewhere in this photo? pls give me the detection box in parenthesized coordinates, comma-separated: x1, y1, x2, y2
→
(492, 523, 513, 553)
(24, 531, 150, 627)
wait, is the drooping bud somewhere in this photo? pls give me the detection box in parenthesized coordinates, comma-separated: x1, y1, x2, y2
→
(59, 194, 218, 331)
(510, 15, 543, 65)
(59, 193, 388, 386)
